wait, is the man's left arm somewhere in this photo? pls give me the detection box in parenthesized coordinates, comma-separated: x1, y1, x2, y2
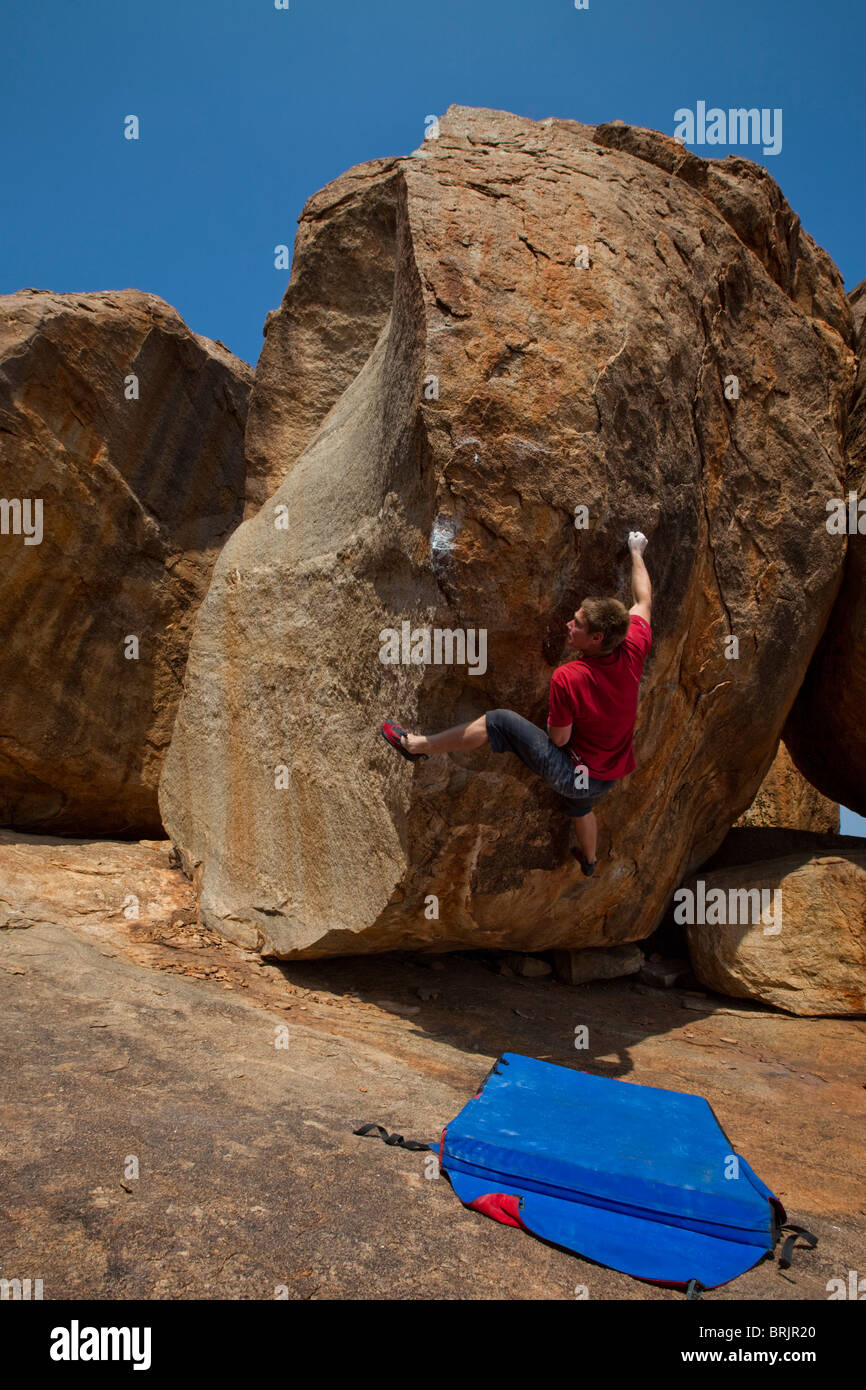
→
(547, 670, 574, 747)
(547, 718, 572, 747)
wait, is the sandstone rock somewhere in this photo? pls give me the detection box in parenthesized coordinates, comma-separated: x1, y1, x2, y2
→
(244, 161, 402, 515)
(850, 277, 866, 336)
(554, 944, 643, 985)
(0, 827, 194, 933)
(505, 953, 552, 978)
(700, 824, 851, 874)
(733, 740, 839, 832)
(0, 290, 252, 835)
(160, 105, 854, 958)
(783, 277, 866, 815)
(637, 957, 691, 988)
(592, 122, 852, 338)
(685, 836, 866, 1014)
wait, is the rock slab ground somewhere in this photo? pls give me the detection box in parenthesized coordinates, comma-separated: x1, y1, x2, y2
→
(1, 833, 864, 1300)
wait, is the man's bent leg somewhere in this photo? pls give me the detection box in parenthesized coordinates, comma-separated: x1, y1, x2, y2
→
(402, 714, 489, 756)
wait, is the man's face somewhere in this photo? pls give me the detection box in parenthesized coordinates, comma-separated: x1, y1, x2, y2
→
(566, 607, 603, 654)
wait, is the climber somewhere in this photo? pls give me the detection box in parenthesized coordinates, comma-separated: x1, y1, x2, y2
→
(381, 532, 652, 878)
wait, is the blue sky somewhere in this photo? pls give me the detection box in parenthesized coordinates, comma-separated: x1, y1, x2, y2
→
(2, 0, 864, 832)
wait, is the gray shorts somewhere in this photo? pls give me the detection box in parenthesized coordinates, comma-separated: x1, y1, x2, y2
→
(484, 708, 615, 818)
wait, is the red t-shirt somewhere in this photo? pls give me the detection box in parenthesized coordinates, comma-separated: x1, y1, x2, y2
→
(548, 614, 652, 780)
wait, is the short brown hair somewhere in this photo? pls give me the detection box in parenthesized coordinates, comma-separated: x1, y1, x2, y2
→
(580, 597, 631, 655)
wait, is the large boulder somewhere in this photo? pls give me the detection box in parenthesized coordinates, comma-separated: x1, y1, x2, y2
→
(160, 105, 855, 958)
(733, 740, 838, 832)
(0, 290, 252, 836)
(684, 829, 866, 1015)
(783, 277, 866, 815)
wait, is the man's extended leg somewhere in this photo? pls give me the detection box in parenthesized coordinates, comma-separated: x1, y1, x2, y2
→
(572, 809, 598, 866)
(402, 715, 489, 756)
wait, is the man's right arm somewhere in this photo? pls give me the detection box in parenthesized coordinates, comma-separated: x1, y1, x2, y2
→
(628, 531, 652, 623)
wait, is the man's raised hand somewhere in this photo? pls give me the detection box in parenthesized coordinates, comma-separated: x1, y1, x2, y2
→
(628, 531, 648, 555)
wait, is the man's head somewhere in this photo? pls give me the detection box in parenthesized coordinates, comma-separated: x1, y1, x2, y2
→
(566, 597, 631, 656)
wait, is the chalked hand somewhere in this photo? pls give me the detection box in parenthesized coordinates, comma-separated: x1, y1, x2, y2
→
(628, 531, 648, 554)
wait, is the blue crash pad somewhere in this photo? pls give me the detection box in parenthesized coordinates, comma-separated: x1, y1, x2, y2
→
(438, 1053, 785, 1290)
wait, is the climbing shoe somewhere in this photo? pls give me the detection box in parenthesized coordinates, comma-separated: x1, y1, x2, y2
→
(571, 847, 597, 877)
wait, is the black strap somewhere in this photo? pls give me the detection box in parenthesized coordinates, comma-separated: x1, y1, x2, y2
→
(779, 1223, 818, 1269)
(685, 1279, 704, 1300)
(353, 1122, 433, 1152)
(476, 1054, 510, 1094)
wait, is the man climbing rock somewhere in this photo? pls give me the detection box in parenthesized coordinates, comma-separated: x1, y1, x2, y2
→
(381, 532, 652, 878)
